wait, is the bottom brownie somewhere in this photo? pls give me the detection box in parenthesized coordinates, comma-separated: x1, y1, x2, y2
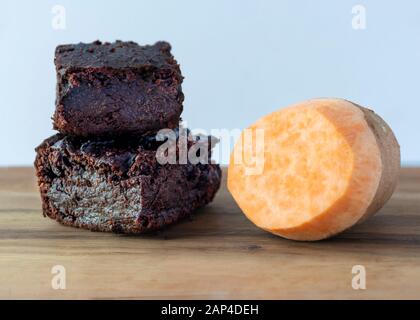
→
(34, 133, 221, 233)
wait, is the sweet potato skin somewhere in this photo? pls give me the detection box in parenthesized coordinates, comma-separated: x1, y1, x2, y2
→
(353, 103, 401, 222)
(228, 98, 401, 241)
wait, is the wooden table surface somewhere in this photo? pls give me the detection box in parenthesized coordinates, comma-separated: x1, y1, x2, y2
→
(0, 167, 419, 299)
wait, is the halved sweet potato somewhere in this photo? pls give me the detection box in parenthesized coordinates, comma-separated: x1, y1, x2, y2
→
(228, 98, 400, 241)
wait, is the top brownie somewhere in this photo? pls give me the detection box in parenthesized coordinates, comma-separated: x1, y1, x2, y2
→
(53, 40, 184, 137)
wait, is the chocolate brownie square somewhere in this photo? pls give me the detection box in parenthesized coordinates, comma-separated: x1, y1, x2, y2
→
(53, 40, 184, 137)
(34, 132, 221, 233)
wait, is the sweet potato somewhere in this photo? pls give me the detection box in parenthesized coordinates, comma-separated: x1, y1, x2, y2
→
(228, 98, 400, 241)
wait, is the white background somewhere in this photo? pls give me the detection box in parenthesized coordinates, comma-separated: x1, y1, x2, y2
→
(0, 0, 419, 166)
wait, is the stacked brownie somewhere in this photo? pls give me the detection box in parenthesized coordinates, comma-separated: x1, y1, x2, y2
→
(35, 40, 221, 233)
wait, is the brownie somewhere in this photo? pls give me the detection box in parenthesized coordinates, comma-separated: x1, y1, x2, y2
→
(34, 132, 221, 233)
(53, 40, 184, 137)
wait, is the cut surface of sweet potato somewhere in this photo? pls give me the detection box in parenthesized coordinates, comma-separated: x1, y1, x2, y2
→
(228, 98, 400, 241)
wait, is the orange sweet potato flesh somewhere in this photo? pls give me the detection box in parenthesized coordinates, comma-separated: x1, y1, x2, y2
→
(228, 98, 400, 241)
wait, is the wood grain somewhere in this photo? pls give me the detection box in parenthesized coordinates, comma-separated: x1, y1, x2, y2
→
(0, 167, 419, 299)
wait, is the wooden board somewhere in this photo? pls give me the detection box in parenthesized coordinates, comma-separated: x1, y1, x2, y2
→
(0, 167, 419, 299)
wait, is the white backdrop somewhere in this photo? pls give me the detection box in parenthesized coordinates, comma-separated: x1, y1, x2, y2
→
(1, 0, 419, 166)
